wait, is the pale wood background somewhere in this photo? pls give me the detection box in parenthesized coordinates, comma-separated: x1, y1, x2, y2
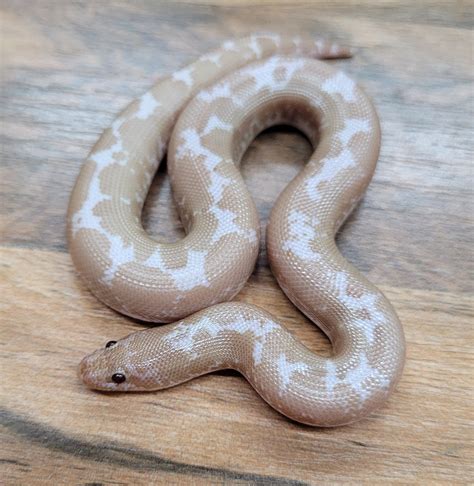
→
(1, 1, 473, 484)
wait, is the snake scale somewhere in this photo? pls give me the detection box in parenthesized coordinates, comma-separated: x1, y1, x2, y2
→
(69, 34, 406, 426)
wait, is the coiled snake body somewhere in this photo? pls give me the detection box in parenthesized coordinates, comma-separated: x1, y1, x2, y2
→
(70, 34, 405, 426)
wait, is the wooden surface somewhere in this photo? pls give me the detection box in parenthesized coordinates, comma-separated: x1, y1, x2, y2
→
(1, 1, 473, 484)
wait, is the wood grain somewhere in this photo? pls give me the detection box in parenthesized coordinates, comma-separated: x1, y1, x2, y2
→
(1, 1, 473, 484)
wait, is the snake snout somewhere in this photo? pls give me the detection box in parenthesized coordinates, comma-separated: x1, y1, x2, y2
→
(78, 352, 99, 388)
(78, 356, 90, 382)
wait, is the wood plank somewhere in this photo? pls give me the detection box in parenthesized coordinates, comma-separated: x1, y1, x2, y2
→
(1, 2, 472, 293)
(1, 247, 473, 484)
(1, 0, 473, 484)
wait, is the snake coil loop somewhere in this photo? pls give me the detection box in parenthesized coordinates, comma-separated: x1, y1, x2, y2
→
(70, 34, 405, 426)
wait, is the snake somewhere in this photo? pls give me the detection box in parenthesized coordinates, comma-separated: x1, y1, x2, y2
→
(69, 34, 406, 427)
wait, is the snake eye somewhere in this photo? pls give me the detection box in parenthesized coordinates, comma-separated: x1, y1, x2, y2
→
(105, 340, 117, 348)
(112, 373, 126, 384)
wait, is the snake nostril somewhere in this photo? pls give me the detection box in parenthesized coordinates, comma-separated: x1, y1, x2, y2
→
(105, 340, 117, 348)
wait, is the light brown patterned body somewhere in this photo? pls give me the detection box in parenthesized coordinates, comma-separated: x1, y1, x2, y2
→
(72, 34, 406, 426)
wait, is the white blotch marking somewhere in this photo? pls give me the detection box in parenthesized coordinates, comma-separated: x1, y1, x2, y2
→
(176, 127, 222, 169)
(282, 209, 322, 261)
(277, 354, 309, 391)
(89, 117, 128, 169)
(253, 341, 265, 365)
(322, 71, 357, 103)
(163, 316, 222, 357)
(345, 354, 390, 400)
(314, 39, 325, 53)
(225, 318, 277, 336)
(207, 170, 231, 203)
(168, 250, 209, 291)
(210, 206, 239, 243)
(144, 248, 209, 291)
(164, 316, 278, 362)
(223, 40, 237, 51)
(325, 361, 339, 394)
(248, 35, 263, 58)
(293, 35, 303, 54)
(334, 271, 386, 344)
(224, 318, 279, 365)
(197, 81, 235, 104)
(330, 43, 341, 56)
(135, 92, 161, 120)
(71, 172, 110, 236)
(305, 148, 356, 201)
(71, 115, 142, 285)
(172, 66, 194, 87)
(240, 57, 306, 94)
(338, 118, 371, 145)
(210, 206, 256, 244)
(325, 356, 389, 402)
(200, 51, 222, 66)
(201, 115, 232, 137)
(176, 124, 254, 246)
(102, 234, 135, 284)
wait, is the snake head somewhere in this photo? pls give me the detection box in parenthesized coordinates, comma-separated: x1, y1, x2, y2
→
(78, 338, 144, 391)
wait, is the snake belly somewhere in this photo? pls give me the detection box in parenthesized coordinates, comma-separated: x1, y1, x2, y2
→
(71, 34, 406, 426)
